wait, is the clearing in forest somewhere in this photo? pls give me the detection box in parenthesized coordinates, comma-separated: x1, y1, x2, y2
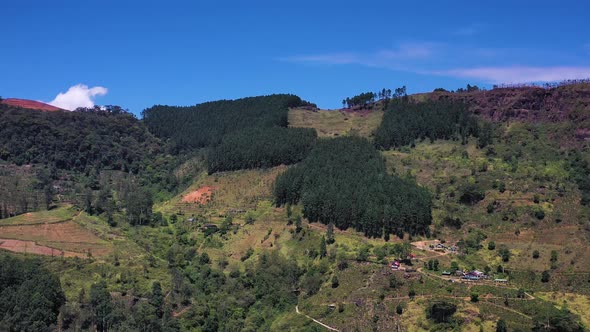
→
(288, 107, 383, 138)
(181, 186, 217, 204)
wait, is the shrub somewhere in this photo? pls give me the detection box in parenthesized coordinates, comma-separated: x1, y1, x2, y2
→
(396, 304, 403, 315)
(498, 247, 511, 262)
(427, 301, 457, 323)
(532, 250, 540, 259)
(331, 275, 339, 288)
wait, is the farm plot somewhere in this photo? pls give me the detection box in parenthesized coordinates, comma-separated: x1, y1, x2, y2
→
(0, 220, 111, 257)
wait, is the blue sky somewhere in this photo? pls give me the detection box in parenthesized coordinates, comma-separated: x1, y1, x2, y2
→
(1, 0, 589, 114)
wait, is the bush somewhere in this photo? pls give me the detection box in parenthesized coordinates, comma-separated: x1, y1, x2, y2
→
(498, 247, 511, 262)
(459, 183, 485, 205)
(427, 301, 457, 323)
(541, 270, 550, 283)
(550, 250, 558, 262)
(396, 304, 403, 315)
(470, 293, 479, 302)
(331, 275, 339, 288)
(532, 250, 540, 259)
(534, 208, 545, 220)
(488, 241, 496, 250)
(389, 275, 401, 289)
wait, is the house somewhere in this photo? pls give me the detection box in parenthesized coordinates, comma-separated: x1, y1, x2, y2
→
(494, 278, 508, 283)
(441, 271, 451, 276)
(455, 270, 465, 277)
(461, 275, 480, 281)
(471, 270, 485, 277)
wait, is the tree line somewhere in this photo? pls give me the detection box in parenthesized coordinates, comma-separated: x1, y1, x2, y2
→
(143, 94, 319, 173)
(142, 94, 308, 151)
(342, 86, 407, 108)
(374, 99, 482, 149)
(0, 104, 166, 174)
(207, 126, 317, 173)
(274, 136, 432, 239)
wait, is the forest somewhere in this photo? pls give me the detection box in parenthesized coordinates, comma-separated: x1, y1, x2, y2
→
(374, 99, 481, 149)
(142, 94, 309, 151)
(0, 104, 165, 174)
(274, 136, 432, 239)
(0, 255, 65, 332)
(207, 126, 317, 173)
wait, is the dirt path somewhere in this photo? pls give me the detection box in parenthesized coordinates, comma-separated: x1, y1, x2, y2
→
(296, 305, 340, 331)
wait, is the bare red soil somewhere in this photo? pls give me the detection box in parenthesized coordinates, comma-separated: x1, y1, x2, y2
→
(1, 98, 63, 111)
(181, 186, 217, 204)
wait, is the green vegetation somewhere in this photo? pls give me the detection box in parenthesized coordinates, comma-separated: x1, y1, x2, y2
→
(207, 126, 316, 173)
(0, 104, 167, 175)
(374, 99, 481, 149)
(0, 255, 65, 332)
(142, 94, 307, 150)
(274, 136, 432, 238)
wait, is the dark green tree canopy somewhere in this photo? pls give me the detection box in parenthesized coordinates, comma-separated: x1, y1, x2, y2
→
(0, 255, 65, 331)
(374, 99, 480, 149)
(0, 104, 165, 174)
(274, 136, 432, 238)
(142, 94, 307, 150)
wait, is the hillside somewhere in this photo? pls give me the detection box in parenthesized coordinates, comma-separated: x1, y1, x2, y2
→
(429, 84, 590, 142)
(1, 98, 63, 111)
(0, 88, 589, 331)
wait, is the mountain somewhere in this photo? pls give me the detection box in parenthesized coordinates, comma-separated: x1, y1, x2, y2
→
(1, 98, 63, 111)
(0, 87, 589, 331)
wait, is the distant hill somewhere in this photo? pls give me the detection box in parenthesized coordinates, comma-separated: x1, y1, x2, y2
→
(1, 98, 63, 111)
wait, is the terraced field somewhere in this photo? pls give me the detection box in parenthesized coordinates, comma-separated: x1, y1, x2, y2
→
(0, 205, 112, 257)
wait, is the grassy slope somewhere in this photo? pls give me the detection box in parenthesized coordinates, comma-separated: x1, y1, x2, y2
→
(150, 111, 589, 330)
(0, 205, 76, 226)
(288, 107, 383, 138)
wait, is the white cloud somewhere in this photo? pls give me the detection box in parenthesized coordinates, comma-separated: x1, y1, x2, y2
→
(280, 42, 437, 68)
(49, 84, 108, 111)
(437, 66, 590, 83)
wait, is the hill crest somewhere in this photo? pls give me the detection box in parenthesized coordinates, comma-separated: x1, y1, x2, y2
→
(1, 98, 63, 111)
